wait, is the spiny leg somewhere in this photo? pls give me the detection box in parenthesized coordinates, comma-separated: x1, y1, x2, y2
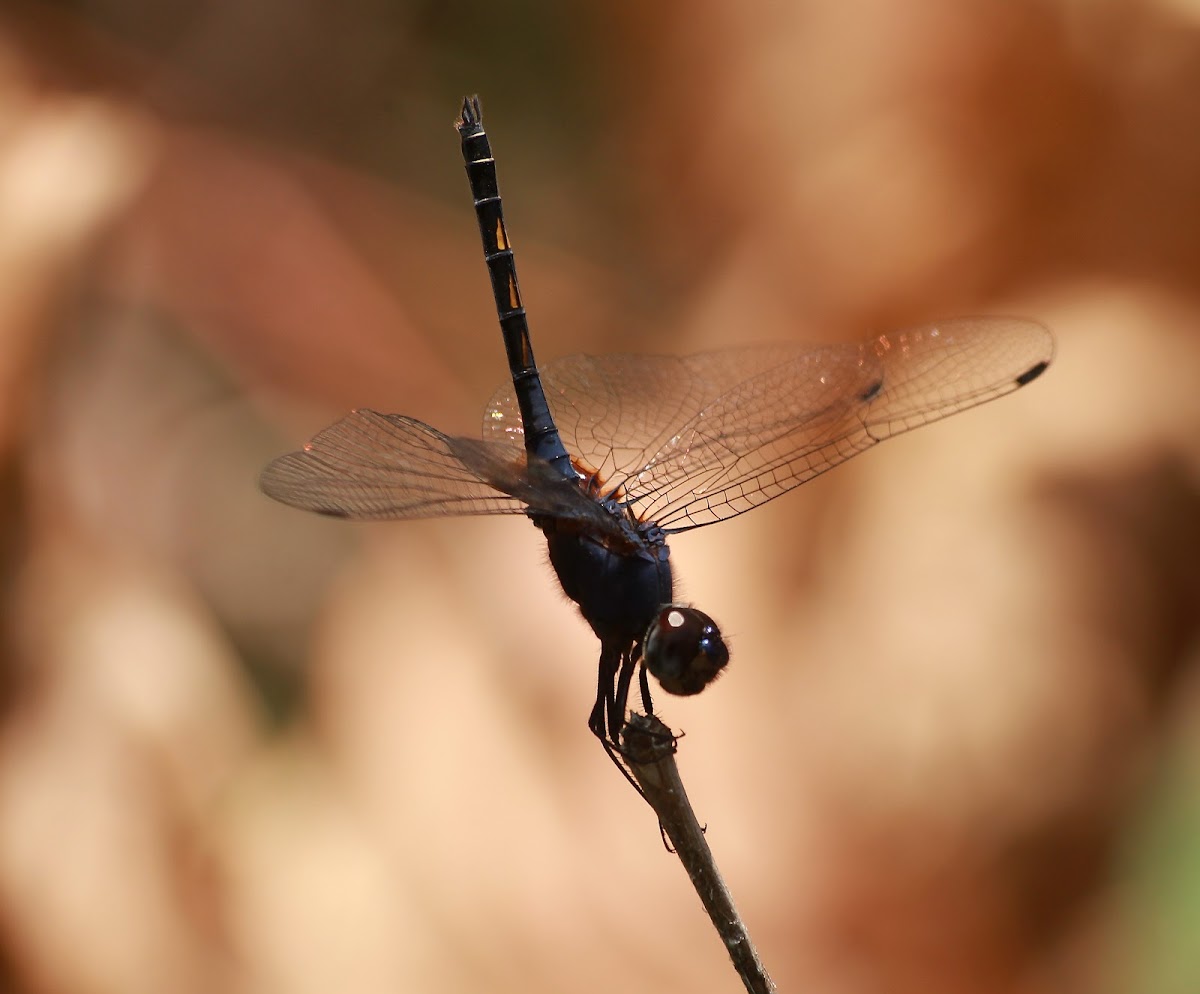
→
(610, 646, 640, 743)
(632, 644, 677, 754)
(588, 642, 649, 799)
(637, 651, 655, 719)
(588, 642, 621, 741)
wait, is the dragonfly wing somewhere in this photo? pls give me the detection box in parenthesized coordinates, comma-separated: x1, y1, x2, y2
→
(262, 411, 633, 546)
(445, 435, 641, 548)
(632, 317, 1054, 532)
(482, 346, 801, 481)
(260, 410, 528, 520)
(631, 346, 881, 530)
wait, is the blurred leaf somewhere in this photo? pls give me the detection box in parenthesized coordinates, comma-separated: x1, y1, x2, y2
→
(1120, 757, 1200, 994)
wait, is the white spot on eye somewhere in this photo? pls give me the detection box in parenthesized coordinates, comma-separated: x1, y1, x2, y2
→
(667, 609, 685, 628)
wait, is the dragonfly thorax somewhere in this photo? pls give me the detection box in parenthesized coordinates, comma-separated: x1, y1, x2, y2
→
(541, 515, 673, 649)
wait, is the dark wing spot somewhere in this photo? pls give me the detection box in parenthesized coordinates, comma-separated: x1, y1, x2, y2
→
(315, 507, 351, 519)
(858, 379, 884, 403)
(1014, 360, 1049, 387)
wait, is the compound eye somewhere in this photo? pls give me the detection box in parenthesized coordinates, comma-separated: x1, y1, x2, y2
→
(642, 605, 729, 696)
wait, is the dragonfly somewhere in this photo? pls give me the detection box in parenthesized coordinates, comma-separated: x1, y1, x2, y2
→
(261, 96, 1053, 781)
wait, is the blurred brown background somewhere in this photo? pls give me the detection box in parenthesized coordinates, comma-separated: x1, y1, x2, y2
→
(0, 1, 1198, 992)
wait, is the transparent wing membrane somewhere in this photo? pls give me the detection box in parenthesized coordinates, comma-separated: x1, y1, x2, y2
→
(266, 318, 1052, 532)
(485, 317, 1053, 531)
(260, 411, 528, 520)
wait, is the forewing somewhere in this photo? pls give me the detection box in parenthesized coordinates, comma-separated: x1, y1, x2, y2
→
(482, 346, 801, 480)
(632, 345, 880, 529)
(860, 317, 1052, 434)
(635, 317, 1054, 531)
(260, 410, 527, 520)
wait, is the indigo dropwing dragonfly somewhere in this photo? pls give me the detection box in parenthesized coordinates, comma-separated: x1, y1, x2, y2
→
(262, 97, 1054, 781)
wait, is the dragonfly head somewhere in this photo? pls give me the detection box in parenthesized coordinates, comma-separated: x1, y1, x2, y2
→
(642, 605, 728, 696)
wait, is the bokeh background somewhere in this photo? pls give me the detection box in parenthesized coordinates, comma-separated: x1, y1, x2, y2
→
(1, 1, 1198, 992)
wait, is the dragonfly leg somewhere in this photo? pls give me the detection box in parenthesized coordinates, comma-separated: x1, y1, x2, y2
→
(588, 643, 621, 742)
(637, 656, 655, 718)
(632, 643, 678, 755)
(586, 643, 656, 800)
(611, 646, 639, 743)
